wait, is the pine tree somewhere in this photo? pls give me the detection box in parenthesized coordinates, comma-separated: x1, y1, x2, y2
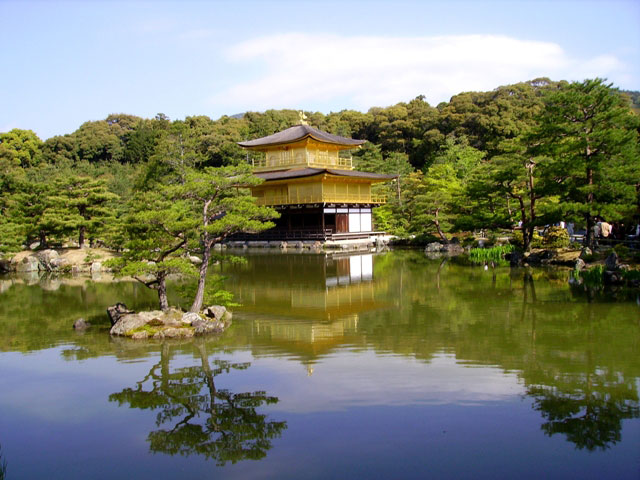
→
(174, 165, 277, 313)
(535, 79, 640, 247)
(108, 190, 197, 310)
(48, 176, 118, 248)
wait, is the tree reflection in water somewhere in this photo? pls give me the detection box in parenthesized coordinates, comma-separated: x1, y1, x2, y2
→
(527, 375, 640, 451)
(109, 340, 287, 465)
(518, 271, 640, 451)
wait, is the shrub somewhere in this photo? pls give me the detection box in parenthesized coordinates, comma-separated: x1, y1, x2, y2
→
(511, 230, 543, 249)
(543, 226, 570, 248)
(469, 244, 515, 265)
(613, 243, 630, 259)
(580, 265, 605, 286)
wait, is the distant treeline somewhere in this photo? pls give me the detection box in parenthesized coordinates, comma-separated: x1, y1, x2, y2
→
(1, 77, 639, 252)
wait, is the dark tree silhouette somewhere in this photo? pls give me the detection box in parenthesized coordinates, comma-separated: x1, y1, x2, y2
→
(109, 340, 287, 465)
(528, 372, 639, 450)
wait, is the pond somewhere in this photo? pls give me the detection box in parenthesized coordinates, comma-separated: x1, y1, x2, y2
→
(0, 250, 638, 479)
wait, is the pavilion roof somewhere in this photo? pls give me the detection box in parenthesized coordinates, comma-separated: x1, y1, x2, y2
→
(254, 168, 396, 182)
(238, 125, 366, 149)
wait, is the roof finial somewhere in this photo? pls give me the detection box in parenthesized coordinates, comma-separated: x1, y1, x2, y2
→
(298, 110, 308, 126)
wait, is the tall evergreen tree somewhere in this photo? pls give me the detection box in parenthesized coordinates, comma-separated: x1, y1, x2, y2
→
(535, 79, 640, 247)
(109, 190, 197, 310)
(48, 176, 118, 248)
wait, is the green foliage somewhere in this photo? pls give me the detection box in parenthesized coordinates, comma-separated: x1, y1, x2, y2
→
(48, 176, 118, 247)
(1, 78, 638, 260)
(534, 79, 640, 247)
(0, 442, 6, 480)
(84, 251, 102, 263)
(0, 129, 43, 167)
(580, 265, 605, 287)
(511, 229, 543, 249)
(178, 274, 239, 308)
(469, 244, 515, 265)
(621, 269, 640, 283)
(543, 226, 570, 248)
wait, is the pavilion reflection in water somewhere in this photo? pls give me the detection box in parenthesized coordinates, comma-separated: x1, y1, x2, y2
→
(223, 251, 388, 368)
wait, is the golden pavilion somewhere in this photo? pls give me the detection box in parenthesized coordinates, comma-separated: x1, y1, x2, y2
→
(238, 124, 395, 241)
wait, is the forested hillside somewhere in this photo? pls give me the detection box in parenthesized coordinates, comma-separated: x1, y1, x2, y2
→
(1, 78, 639, 253)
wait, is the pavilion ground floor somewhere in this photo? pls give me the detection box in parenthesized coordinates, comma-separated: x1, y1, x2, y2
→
(232, 203, 385, 241)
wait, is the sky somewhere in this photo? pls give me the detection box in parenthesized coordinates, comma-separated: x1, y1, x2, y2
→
(1, 0, 639, 140)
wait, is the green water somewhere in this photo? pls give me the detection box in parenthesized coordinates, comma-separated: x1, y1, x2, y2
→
(0, 250, 638, 479)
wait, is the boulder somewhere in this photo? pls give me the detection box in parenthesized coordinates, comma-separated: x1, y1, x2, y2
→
(110, 308, 182, 336)
(161, 327, 194, 338)
(203, 305, 227, 320)
(574, 258, 586, 271)
(605, 252, 619, 271)
(0, 258, 11, 273)
(181, 312, 201, 325)
(425, 242, 442, 252)
(188, 255, 203, 265)
(90, 262, 102, 274)
(603, 270, 625, 286)
(35, 249, 59, 271)
(192, 318, 225, 335)
(442, 243, 464, 255)
(50, 257, 69, 270)
(107, 303, 134, 326)
(579, 247, 592, 260)
(108, 303, 231, 338)
(131, 331, 149, 340)
(16, 255, 40, 272)
(73, 318, 91, 330)
(509, 251, 524, 267)
(29, 242, 41, 250)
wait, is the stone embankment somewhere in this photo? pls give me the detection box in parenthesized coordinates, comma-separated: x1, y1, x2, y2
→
(107, 303, 232, 340)
(0, 248, 116, 274)
(225, 235, 392, 252)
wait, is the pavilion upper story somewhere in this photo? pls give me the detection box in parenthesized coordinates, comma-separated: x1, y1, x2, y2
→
(238, 124, 365, 172)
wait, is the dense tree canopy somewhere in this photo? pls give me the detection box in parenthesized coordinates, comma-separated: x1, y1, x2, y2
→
(1, 76, 638, 267)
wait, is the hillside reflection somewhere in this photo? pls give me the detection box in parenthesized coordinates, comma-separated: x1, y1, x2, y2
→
(1, 250, 639, 452)
(220, 251, 640, 450)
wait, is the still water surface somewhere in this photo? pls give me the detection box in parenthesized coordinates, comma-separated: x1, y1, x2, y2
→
(0, 250, 638, 479)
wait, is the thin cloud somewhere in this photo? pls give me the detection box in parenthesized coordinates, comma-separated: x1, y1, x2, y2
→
(210, 33, 628, 111)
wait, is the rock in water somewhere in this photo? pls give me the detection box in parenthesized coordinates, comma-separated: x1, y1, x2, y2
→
(509, 251, 524, 267)
(181, 312, 201, 325)
(73, 318, 91, 330)
(203, 305, 227, 320)
(15, 256, 40, 272)
(35, 249, 59, 271)
(605, 252, 619, 271)
(0, 258, 11, 273)
(425, 242, 442, 252)
(107, 303, 134, 326)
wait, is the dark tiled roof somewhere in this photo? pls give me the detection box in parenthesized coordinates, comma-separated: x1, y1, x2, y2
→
(238, 125, 366, 148)
(326, 169, 397, 180)
(254, 168, 396, 182)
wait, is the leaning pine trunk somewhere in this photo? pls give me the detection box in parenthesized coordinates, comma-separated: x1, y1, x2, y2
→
(433, 209, 449, 244)
(157, 274, 169, 311)
(190, 245, 212, 313)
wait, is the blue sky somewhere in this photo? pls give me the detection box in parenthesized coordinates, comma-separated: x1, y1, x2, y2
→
(1, 0, 639, 140)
